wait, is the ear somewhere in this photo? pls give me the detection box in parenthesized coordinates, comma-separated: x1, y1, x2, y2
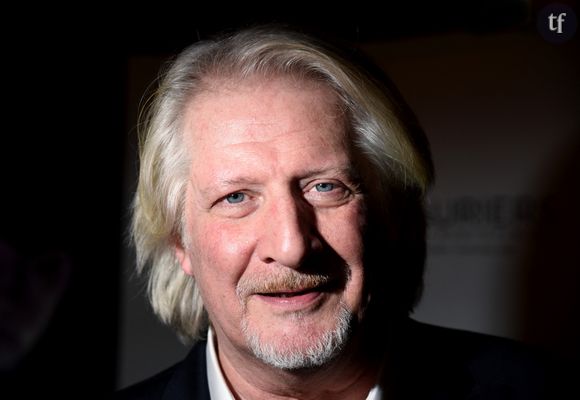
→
(174, 238, 194, 276)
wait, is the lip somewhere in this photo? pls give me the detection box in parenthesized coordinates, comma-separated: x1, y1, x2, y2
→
(253, 289, 323, 310)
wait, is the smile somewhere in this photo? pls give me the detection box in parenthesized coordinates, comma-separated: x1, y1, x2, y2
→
(254, 288, 324, 309)
(259, 287, 318, 297)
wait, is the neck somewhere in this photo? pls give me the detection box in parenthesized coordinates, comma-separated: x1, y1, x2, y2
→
(216, 326, 384, 400)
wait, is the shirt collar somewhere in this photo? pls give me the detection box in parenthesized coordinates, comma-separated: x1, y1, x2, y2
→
(206, 327, 236, 400)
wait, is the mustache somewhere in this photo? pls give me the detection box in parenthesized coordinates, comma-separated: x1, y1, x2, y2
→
(236, 269, 332, 299)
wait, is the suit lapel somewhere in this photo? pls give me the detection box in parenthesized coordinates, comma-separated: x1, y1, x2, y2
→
(163, 342, 211, 400)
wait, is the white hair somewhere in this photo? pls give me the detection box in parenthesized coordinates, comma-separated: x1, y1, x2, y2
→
(132, 26, 433, 342)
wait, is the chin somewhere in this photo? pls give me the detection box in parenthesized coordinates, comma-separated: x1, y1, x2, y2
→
(241, 304, 354, 370)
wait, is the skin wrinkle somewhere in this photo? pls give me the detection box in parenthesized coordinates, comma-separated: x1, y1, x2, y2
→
(131, 28, 435, 399)
(197, 166, 360, 210)
(176, 77, 374, 399)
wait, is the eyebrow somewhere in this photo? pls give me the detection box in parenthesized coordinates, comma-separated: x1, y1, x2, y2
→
(198, 164, 360, 196)
(297, 165, 360, 182)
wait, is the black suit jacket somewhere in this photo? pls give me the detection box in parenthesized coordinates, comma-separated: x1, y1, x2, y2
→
(114, 342, 210, 400)
(114, 319, 564, 399)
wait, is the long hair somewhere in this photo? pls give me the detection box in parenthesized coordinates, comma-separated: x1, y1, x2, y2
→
(132, 26, 434, 342)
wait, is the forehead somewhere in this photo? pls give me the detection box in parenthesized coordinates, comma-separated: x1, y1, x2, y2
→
(183, 77, 347, 151)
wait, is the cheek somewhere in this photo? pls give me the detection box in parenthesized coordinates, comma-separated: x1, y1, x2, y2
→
(318, 202, 367, 307)
(318, 201, 366, 263)
(189, 219, 255, 285)
(187, 219, 258, 328)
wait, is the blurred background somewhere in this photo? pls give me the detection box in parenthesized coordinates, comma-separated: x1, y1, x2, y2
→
(1, 1, 578, 397)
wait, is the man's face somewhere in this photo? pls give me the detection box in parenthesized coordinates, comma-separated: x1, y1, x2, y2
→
(177, 78, 368, 369)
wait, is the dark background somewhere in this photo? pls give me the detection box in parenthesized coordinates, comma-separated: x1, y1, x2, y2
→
(1, 1, 577, 397)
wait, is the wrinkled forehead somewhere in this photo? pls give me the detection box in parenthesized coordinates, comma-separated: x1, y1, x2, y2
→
(182, 75, 350, 150)
(199, 72, 333, 93)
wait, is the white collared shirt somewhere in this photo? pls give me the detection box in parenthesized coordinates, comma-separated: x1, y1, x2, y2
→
(206, 328, 236, 400)
(205, 328, 383, 399)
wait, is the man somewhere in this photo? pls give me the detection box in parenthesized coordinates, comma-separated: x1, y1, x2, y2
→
(117, 26, 552, 399)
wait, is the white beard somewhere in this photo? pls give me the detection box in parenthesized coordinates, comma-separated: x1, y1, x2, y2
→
(241, 304, 353, 370)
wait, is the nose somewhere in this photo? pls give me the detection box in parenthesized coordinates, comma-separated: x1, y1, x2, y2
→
(257, 193, 319, 268)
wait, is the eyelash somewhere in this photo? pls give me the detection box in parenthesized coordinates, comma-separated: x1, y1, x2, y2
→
(217, 181, 348, 207)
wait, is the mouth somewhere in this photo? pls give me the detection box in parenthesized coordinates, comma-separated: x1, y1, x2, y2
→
(253, 286, 326, 309)
(238, 271, 338, 312)
(258, 287, 319, 297)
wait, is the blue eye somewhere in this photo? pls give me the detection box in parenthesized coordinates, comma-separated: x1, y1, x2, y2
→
(315, 183, 334, 192)
(226, 192, 245, 204)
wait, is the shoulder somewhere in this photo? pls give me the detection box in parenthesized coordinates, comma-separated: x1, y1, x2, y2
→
(407, 319, 545, 369)
(392, 319, 567, 399)
(113, 365, 179, 400)
(113, 341, 209, 400)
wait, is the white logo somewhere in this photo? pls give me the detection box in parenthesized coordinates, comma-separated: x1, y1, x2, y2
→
(548, 12, 567, 33)
(538, 4, 577, 43)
